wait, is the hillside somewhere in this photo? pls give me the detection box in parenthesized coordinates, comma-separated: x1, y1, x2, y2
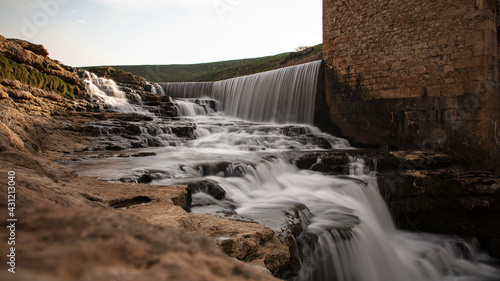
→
(102, 44, 322, 82)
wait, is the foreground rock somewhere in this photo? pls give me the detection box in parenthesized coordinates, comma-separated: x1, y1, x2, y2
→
(0, 37, 285, 280)
(74, 175, 290, 276)
(0, 155, 279, 281)
(0, 150, 282, 281)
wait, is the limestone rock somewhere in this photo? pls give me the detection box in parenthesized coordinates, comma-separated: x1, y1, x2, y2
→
(8, 38, 49, 57)
(0, 85, 9, 99)
(0, 36, 83, 89)
(73, 178, 290, 275)
(181, 213, 291, 275)
(0, 122, 25, 151)
(7, 88, 35, 100)
(0, 205, 280, 281)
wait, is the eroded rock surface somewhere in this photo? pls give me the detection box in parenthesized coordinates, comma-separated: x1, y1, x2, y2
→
(0, 38, 285, 280)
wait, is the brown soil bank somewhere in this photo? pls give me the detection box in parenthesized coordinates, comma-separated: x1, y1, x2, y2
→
(0, 36, 286, 280)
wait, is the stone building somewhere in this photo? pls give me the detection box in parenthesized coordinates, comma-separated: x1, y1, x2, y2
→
(321, 0, 500, 167)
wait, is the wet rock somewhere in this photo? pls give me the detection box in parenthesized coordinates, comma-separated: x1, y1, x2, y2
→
(110, 196, 153, 209)
(187, 180, 226, 200)
(295, 154, 319, 169)
(169, 124, 197, 138)
(489, 239, 500, 258)
(376, 153, 500, 255)
(137, 173, 154, 183)
(311, 162, 330, 172)
(132, 152, 156, 157)
(276, 207, 304, 248)
(109, 113, 154, 122)
(292, 150, 500, 257)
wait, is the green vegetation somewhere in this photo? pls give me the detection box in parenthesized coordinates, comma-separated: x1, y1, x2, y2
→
(0, 55, 82, 99)
(93, 44, 323, 82)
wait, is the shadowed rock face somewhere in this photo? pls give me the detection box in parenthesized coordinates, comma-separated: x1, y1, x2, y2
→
(294, 150, 500, 258)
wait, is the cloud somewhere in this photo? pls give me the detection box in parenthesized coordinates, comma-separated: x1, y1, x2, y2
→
(88, 0, 212, 12)
(77, 19, 85, 24)
(71, 8, 78, 12)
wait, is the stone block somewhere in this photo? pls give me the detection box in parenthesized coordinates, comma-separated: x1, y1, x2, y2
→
(427, 63, 438, 73)
(444, 64, 455, 73)
(427, 85, 442, 97)
(465, 81, 483, 94)
(450, 52, 462, 60)
(455, 57, 483, 69)
(441, 83, 465, 96)
(465, 31, 484, 46)
(473, 43, 486, 56)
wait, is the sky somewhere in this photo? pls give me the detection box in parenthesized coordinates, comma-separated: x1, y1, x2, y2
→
(0, 0, 322, 67)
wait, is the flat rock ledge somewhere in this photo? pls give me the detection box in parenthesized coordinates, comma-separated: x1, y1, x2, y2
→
(0, 154, 286, 281)
(76, 179, 291, 276)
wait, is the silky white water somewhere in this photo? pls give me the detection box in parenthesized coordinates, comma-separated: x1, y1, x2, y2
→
(82, 71, 154, 117)
(70, 65, 500, 281)
(161, 60, 322, 124)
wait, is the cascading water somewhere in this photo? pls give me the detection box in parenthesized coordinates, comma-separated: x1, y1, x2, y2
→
(161, 60, 322, 124)
(69, 63, 500, 281)
(173, 98, 218, 117)
(161, 81, 213, 98)
(82, 71, 153, 117)
(81, 70, 194, 149)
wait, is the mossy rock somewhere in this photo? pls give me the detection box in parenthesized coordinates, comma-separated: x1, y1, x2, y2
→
(0, 55, 83, 99)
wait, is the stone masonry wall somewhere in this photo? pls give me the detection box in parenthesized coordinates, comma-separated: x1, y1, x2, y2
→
(321, 0, 500, 167)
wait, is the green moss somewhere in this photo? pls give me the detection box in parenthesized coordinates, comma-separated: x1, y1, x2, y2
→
(0, 55, 81, 99)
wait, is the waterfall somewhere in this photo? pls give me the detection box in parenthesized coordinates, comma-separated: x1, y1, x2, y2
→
(71, 65, 500, 281)
(150, 82, 166, 95)
(162, 82, 214, 98)
(160, 61, 322, 124)
(82, 71, 154, 117)
(174, 98, 217, 117)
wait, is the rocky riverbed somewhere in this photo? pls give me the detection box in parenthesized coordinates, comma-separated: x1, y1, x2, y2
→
(1, 35, 499, 281)
(0, 36, 286, 280)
